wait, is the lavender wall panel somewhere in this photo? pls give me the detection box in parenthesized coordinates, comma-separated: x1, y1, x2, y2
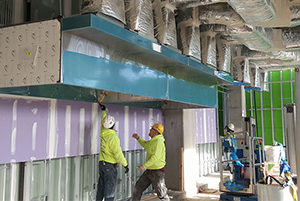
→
(0, 97, 14, 163)
(195, 108, 217, 144)
(14, 99, 49, 161)
(128, 107, 150, 150)
(0, 95, 164, 164)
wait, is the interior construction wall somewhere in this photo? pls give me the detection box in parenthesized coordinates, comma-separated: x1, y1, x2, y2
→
(245, 69, 295, 145)
(0, 94, 163, 164)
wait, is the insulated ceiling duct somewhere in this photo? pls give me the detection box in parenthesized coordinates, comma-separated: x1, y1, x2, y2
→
(227, 0, 275, 24)
(198, 3, 244, 28)
(282, 26, 300, 49)
(171, 0, 226, 8)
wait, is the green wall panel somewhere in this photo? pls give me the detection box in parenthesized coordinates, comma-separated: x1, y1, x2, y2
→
(263, 91, 271, 108)
(292, 69, 295, 80)
(245, 70, 295, 146)
(282, 82, 292, 104)
(253, 91, 261, 109)
(256, 111, 262, 137)
(263, 111, 273, 145)
(246, 91, 251, 117)
(273, 111, 283, 144)
(293, 82, 296, 103)
(218, 91, 224, 136)
(272, 71, 280, 81)
(282, 70, 291, 81)
(272, 83, 281, 108)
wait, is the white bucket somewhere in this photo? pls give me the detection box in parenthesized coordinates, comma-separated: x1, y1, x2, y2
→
(264, 145, 284, 163)
(257, 184, 294, 201)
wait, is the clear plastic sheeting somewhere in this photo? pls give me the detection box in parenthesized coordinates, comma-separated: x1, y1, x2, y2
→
(171, 0, 226, 8)
(228, 26, 275, 52)
(263, 72, 269, 91)
(249, 67, 260, 88)
(178, 25, 201, 60)
(153, 0, 177, 48)
(125, 0, 154, 40)
(290, 5, 300, 27)
(227, 0, 275, 24)
(200, 31, 217, 68)
(177, 8, 201, 60)
(231, 58, 250, 83)
(217, 39, 231, 73)
(81, 0, 126, 24)
(198, 3, 245, 28)
(282, 26, 300, 49)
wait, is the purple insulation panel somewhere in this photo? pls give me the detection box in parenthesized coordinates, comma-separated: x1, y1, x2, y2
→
(0, 95, 163, 164)
(195, 108, 217, 144)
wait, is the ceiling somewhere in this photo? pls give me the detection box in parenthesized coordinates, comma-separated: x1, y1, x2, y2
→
(172, 0, 300, 74)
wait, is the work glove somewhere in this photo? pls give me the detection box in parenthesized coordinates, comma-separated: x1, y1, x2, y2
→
(98, 103, 106, 111)
(124, 165, 129, 174)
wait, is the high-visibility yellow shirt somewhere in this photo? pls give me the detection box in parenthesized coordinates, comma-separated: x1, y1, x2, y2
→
(138, 134, 166, 170)
(99, 111, 127, 167)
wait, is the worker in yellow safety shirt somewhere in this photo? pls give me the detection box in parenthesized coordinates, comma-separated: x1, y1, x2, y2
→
(132, 123, 170, 201)
(96, 95, 129, 201)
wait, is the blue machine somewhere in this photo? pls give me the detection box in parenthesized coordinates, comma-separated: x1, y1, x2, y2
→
(220, 118, 265, 201)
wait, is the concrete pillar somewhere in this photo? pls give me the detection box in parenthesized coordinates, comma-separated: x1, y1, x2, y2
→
(164, 109, 184, 190)
(13, 0, 24, 24)
(295, 69, 300, 199)
(63, 0, 72, 17)
(164, 109, 198, 197)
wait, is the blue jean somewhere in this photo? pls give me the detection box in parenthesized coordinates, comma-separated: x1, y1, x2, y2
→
(96, 161, 117, 201)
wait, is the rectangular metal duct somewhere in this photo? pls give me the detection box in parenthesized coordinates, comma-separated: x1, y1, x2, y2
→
(0, 19, 61, 87)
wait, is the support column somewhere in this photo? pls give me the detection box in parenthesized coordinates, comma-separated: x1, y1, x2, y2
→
(164, 109, 198, 197)
(13, 0, 24, 24)
(63, 0, 72, 17)
(164, 109, 184, 191)
(295, 68, 300, 199)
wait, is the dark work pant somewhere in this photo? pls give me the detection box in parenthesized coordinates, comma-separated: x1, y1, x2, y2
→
(96, 161, 117, 201)
(132, 169, 169, 201)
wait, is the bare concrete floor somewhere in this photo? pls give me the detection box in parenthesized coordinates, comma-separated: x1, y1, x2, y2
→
(141, 172, 223, 201)
(141, 190, 221, 201)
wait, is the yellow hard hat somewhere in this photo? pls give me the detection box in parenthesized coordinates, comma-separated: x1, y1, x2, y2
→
(152, 123, 164, 134)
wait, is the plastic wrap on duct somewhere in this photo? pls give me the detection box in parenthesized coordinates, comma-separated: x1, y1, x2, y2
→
(63, 33, 131, 63)
(255, 68, 261, 88)
(217, 39, 231, 73)
(227, 0, 275, 23)
(176, 7, 197, 22)
(282, 26, 300, 49)
(200, 31, 217, 68)
(243, 59, 251, 83)
(198, 3, 244, 28)
(290, 6, 300, 26)
(171, 0, 226, 8)
(125, 0, 154, 39)
(249, 67, 255, 87)
(263, 72, 269, 91)
(153, 0, 177, 48)
(249, 67, 260, 87)
(228, 26, 274, 52)
(231, 58, 250, 83)
(177, 8, 201, 60)
(81, 0, 126, 24)
(178, 24, 201, 60)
